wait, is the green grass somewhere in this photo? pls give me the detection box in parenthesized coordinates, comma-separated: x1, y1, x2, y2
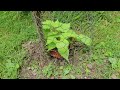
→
(0, 11, 120, 79)
(0, 11, 37, 78)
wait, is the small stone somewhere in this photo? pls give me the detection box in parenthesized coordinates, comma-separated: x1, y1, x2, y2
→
(70, 75, 76, 79)
(50, 76, 54, 79)
(87, 64, 93, 69)
(27, 67, 31, 70)
(84, 77, 87, 79)
(111, 74, 117, 79)
(33, 72, 37, 76)
(32, 70, 37, 76)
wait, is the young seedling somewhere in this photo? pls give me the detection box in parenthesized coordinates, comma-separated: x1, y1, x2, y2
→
(42, 20, 92, 62)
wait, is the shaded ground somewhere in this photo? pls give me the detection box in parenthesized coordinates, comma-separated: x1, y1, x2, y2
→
(19, 41, 85, 78)
(19, 41, 112, 79)
(19, 41, 70, 79)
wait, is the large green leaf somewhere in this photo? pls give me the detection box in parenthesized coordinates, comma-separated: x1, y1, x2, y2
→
(46, 36, 56, 45)
(56, 39, 69, 61)
(56, 39, 69, 48)
(51, 20, 62, 28)
(43, 24, 51, 30)
(43, 29, 50, 39)
(77, 34, 92, 46)
(56, 23, 70, 32)
(42, 20, 54, 25)
(58, 47, 69, 61)
(47, 32, 59, 37)
(47, 42, 56, 51)
(43, 20, 70, 33)
(61, 30, 78, 39)
(43, 20, 62, 29)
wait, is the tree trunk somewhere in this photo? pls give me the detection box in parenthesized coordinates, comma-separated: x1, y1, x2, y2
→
(32, 11, 49, 65)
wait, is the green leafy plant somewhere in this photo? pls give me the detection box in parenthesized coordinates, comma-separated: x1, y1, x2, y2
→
(42, 20, 92, 61)
(108, 57, 120, 69)
(42, 63, 56, 78)
(63, 65, 72, 76)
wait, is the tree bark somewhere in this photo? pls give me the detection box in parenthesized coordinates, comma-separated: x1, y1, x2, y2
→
(32, 11, 49, 64)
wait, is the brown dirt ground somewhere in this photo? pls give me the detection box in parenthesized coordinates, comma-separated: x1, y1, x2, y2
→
(19, 41, 111, 79)
(19, 41, 65, 79)
(19, 41, 84, 79)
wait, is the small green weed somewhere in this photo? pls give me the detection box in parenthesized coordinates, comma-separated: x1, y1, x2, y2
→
(42, 63, 56, 78)
(108, 57, 120, 70)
